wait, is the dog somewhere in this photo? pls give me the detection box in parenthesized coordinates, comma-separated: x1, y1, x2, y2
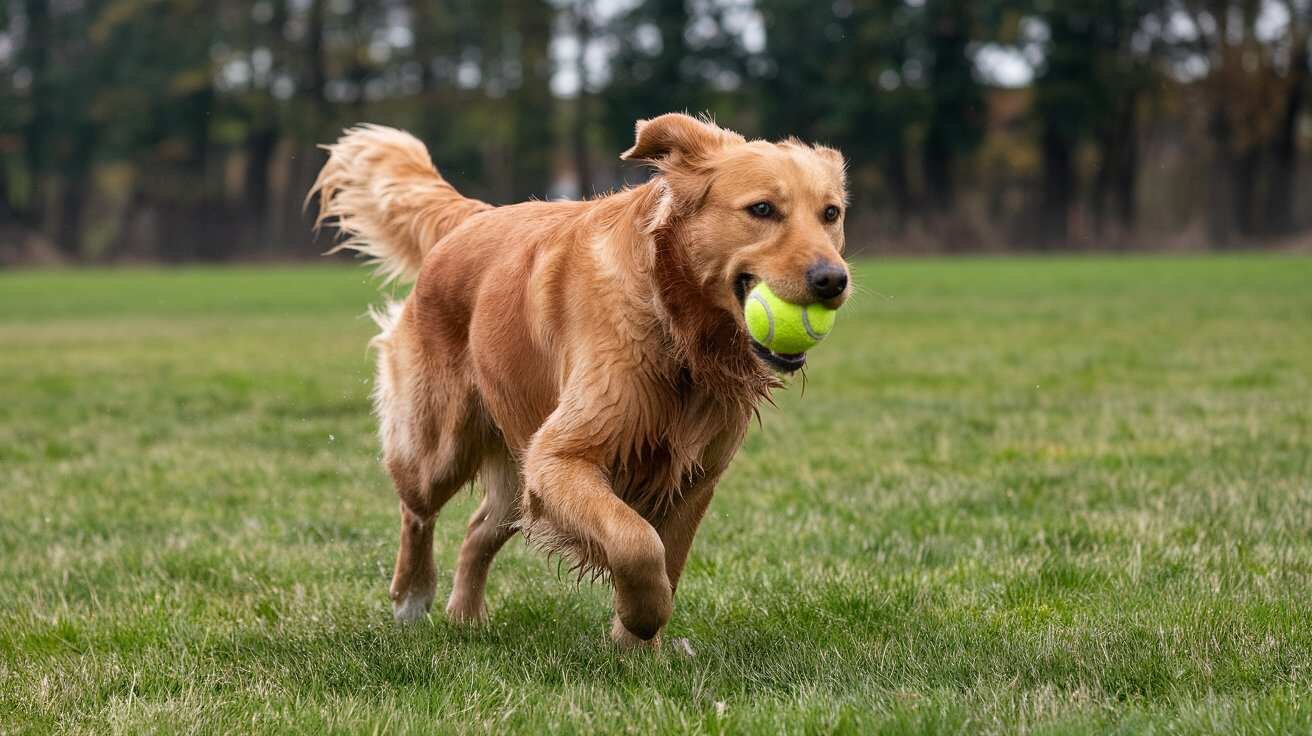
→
(310, 113, 850, 647)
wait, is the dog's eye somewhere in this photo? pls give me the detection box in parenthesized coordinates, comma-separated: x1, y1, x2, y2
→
(748, 202, 774, 218)
(823, 205, 841, 223)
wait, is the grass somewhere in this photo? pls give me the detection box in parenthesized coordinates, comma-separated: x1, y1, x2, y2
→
(1, 254, 1310, 734)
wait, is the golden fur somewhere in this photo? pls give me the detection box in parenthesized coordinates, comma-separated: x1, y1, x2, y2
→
(309, 113, 850, 646)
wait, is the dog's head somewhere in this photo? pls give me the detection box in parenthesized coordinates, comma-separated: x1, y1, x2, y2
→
(623, 113, 850, 374)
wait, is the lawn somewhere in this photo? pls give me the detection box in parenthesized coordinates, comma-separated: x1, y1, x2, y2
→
(1, 255, 1310, 734)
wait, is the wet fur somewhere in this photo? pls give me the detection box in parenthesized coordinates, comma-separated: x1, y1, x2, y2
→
(309, 113, 849, 646)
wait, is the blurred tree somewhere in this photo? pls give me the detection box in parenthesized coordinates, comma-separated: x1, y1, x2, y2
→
(563, 0, 597, 197)
(604, 0, 694, 147)
(305, 0, 330, 129)
(0, 1, 12, 224)
(226, 0, 291, 252)
(922, 0, 986, 213)
(508, 0, 556, 202)
(402, 0, 554, 202)
(1166, 0, 1311, 244)
(1, 0, 1310, 261)
(1263, 0, 1311, 236)
(93, 0, 222, 260)
(602, 0, 752, 165)
(1030, 2, 1109, 246)
(1027, 0, 1163, 246)
(18, 0, 52, 231)
(753, 0, 932, 229)
(1088, 1, 1163, 240)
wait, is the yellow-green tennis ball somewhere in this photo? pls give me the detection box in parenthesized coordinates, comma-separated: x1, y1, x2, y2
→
(744, 282, 836, 354)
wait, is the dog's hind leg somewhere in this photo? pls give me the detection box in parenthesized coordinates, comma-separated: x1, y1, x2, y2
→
(387, 438, 482, 623)
(374, 301, 490, 623)
(445, 444, 521, 624)
(390, 497, 442, 624)
(380, 373, 487, 622)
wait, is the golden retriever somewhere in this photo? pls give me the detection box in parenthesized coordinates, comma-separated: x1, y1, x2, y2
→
(310, 113, 850, 648)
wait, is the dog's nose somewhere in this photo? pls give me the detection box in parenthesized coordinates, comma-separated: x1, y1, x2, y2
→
(806, 261, 848, 300)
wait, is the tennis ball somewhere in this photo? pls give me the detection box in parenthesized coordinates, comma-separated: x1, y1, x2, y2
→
(744, 282, 836, 354)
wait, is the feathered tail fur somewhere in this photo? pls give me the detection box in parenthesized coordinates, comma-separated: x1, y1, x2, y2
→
(309, 124, 491, 284)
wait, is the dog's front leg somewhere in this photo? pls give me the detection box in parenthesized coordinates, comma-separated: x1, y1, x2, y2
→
(607, 479, 714, 650)
(612, 425, 745, 650)
(524, 416, 672, 644)
(607, 469, 722, 650)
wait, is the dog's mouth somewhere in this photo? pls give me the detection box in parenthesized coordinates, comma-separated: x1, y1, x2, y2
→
(750, 341, 807, 373)
(734, 272, 806, 374)
(733, 272, 756, 307)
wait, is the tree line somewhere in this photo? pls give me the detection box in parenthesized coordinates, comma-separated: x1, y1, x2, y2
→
(1, 0, 1310, 263)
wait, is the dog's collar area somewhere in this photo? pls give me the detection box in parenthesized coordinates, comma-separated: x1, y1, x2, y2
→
(751, 340, 806, 373)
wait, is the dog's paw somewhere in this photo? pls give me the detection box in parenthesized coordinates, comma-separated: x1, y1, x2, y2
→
(609, 615, 661, 651)
(392, 590, 435, 624)
(444, 594, 488, 626)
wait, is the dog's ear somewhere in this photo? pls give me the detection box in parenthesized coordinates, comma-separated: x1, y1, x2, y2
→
(620, 113, 744, 165)
(813, 144, 847, 172)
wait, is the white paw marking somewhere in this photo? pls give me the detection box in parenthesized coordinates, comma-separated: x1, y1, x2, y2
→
(392, 592, 433, 623)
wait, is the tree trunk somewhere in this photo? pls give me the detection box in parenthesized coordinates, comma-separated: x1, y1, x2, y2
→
(348, 0, 370, 120)
(882, 148, 913, 235)
(510, 1, 554, 201)
(21, 0, 52, 228)
(1264, 44, 1308, 236)
(921, 0, 979, 213)
(1093, 92, 1139, 243)
(52, 123, 98, 259)
(105, 184, 149, 263)
(1039, 125, 1075, 248)
(411, 0, 436, 91)
(571, 95, 594, 199)
(1114, 103, 1139, 234)
(1232, 145, 1261, 238)
(1092, 130, 1114, 239)
(0, 154, 12, 222)
(244, 126, 279, 252)
(170, 86, 217, 260)
(307, 0, 330, 136)
(569, 3, 594, 199)
(1206, 106, 1236, 247)
(55, 181, 87, 259)
(299, 0, 332, 255)
(922, 135, 954, 213)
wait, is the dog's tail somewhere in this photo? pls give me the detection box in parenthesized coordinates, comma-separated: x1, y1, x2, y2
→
(309, 125, 491, 284)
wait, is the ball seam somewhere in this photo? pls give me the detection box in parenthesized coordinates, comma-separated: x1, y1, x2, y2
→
(750, 292, 775, 347)
(801, 304, 823, 342)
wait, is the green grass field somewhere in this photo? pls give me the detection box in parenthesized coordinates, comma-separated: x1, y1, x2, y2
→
(2, 255, 1310, 734)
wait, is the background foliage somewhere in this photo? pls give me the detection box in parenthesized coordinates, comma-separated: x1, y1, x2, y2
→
(2, 0, 1312, 262)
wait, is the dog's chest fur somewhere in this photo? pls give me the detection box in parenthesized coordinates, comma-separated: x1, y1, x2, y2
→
(609, 372, 749, 517)
(593, 326, 755, 516)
